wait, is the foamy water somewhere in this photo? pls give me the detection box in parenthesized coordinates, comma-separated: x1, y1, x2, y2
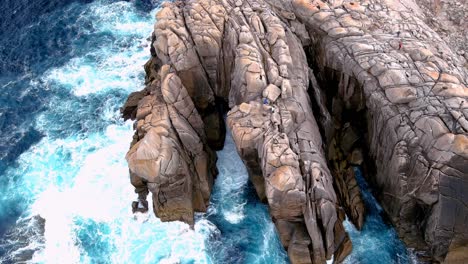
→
(0, 1, 211, 263)
(343, 168, 419, 264)
(0, 1, 287, 263)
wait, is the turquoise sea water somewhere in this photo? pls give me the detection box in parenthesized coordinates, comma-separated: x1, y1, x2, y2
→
(0, 0, 417, 263)
(343, 168, 418, 264)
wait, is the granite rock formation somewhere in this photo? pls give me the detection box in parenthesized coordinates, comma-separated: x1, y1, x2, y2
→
(417, 0, 467, 64)
(122, 0, 468, 263)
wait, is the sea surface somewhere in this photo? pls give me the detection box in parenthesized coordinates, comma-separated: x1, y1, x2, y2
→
(0, 0, 417, 263)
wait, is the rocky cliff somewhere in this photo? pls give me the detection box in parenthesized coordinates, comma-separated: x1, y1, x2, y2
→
(122, 0, 468, 263)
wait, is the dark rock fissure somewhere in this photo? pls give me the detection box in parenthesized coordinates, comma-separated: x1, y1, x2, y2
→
(305, 45, 367, 232)
(305, 52, 438, 262)
(305, 43, 433, 256)
(303, 37, 445, 263)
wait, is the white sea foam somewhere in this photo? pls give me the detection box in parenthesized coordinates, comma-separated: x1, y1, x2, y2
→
(41, 1, 156, 96)
(2, 1, 293, 263)
(2, 1, 213, 263)
(214, 130, 249, 224)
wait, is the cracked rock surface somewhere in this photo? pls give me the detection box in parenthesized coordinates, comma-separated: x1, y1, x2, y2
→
(416, 0, 467, 64)
(122, 0, 468, 263)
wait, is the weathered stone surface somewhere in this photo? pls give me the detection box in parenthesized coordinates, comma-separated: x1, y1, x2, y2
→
(417, 0, 467, 64)
(124, 60, 217, 226)
(121, 92, 145, 121)
(288, 0, 468, 262)
(263, 84, 282, 102)
(123, 0, 468, 263)
(222, 4, 352, 261)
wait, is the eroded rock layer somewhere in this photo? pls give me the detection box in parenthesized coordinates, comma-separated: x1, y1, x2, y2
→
(123, 0, 468, 263)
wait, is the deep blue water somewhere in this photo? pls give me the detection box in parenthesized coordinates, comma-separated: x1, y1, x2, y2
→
(203, 131, 288, 264)
(343, 168, 418, 264)
(0, 0, 417, 263)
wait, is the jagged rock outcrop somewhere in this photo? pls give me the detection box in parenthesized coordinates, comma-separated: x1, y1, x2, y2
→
(123, 0, 468, 263)
(123, 55, 218, 226)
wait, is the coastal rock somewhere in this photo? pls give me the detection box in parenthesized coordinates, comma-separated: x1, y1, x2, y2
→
(125, 61, 217, 226)
(288, 0, 468, 262)
(123, 0, 468, 263)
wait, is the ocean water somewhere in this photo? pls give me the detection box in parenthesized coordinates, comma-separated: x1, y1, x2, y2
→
(0, 0, 287, 263)
(203, 130, 288, 264)
(343, 168, 419, 264)
(0, 0, 416, 263)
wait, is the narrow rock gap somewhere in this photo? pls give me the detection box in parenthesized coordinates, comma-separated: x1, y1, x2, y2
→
(301, 42, 432, 261)
(304, 44, 375, 231)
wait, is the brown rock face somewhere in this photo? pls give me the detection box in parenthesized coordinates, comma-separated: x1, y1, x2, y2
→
(285, 0, 468, 262)
(124, 57, 218, 226)
(123, 0, 468, 263)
